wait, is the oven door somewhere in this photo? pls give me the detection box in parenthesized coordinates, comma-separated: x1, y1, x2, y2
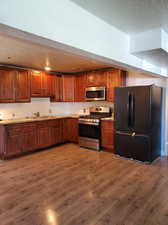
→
(79, 123, 100, 139)
(85, 87, 106, 101)
(79, 122, 100, 150)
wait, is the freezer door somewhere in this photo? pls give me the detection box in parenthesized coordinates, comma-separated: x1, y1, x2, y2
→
(115, 87, 132, 131)
(115, 131, 151, 162)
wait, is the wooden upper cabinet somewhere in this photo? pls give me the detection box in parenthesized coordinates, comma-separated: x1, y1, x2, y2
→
(75, 74, 86, 102)
(107, 69, 126, 102)
(15, 70, 31, 102)
(41, 72, 52, 97)
(86, 71, 107, 87)
(0, 68, 15, 103)
(31, 71, 42, 97)
(50, 75, 62, 102)
(31, 71, 52, 97)
(62, 75, 75, 102)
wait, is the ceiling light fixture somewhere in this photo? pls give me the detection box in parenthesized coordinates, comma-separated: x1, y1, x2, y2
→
(45, 66, 51, 71)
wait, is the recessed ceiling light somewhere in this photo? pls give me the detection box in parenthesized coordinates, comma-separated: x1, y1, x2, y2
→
(45, 66, 51, 71)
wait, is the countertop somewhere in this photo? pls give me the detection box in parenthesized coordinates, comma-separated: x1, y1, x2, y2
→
(0, 114, 114, 125)
(0, 114, 80, 125)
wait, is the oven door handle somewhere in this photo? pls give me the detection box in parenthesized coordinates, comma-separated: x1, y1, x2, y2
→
(79, 121, 99, 126)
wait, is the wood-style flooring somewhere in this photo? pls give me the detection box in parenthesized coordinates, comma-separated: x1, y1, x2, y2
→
(0, 143, 168, 225)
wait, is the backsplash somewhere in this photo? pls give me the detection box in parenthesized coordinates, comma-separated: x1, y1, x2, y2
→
(0, 99, 114, 120)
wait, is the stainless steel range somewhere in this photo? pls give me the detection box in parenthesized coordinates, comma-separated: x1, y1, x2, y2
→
(79, 106, 112, 150)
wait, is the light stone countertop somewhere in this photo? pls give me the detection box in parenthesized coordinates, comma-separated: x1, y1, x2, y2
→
(0, 114, 114, 125)
(0, 114, 81, 125)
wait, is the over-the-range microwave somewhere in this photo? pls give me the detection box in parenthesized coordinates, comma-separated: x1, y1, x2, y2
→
(85, 86, 106, 101)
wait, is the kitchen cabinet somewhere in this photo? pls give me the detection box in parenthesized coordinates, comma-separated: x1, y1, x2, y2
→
(0, 118, 64, 159)
(41, 73, 52, 97)
(63, 118, 78, 143)
(61, 75, 75, 102)
(101, 120, 114, 151)
(37, 120, 63, 148)
(37, 122, 52, 148)
(31, 71, 52, 97)
(49, 119, 63, 145)
(0, 68, 31, 103)
(31, 71, 42, 97)
(0, 68, 16, 103)
(6, 123, 37, 157)
(50, 75, 62, 102)
(86, 71, 107, 87)
(107, 69, 126, 102)
(75, 74, 86, 102)
(15, 70, 31, 102)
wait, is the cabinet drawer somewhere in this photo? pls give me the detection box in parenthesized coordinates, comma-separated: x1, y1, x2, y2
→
(6, 123, 36, 136)
(101, 120, 114, 130)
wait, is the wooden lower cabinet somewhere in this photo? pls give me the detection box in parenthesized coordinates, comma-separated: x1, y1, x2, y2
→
(62, 118, 78, 143)
(0, 119, 65, 159)
(101, 120, 114, 151)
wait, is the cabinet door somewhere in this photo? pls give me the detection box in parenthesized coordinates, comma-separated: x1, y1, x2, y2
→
(6, 135, 23, 157)
(107, 69, 126, 102)
(41, 72, 52, 97)
(31, 71, 42, 97)
(15, 70, 31, 102)
(65, 118, 78, 143)
(86, 71, 107, 87)
(0, 69, 15, 103)
(75, 74, 86, 102)
(50, 75, 62, 102)
(21, 124, 37, 152)
(6, 124, 23, 157)
(62, 75, 75, 102)
(37, 122, 51, 148)
(101, 120, 114, 151)
(50, 119, 62, 145)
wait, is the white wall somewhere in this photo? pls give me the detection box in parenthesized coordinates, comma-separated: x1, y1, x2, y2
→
(0, 0, 163, 76)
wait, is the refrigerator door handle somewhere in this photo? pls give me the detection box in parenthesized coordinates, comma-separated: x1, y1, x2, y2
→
(127, 92, 132, 128)
(116, 131, 133, 136)
(130, 93, 135, 128)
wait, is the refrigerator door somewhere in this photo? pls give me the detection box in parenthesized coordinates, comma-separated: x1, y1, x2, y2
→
(115, 131, 151, 162)
(115, 87, 133, 131)
(115, 86, 151, 133)
(131, 86, 151, 133)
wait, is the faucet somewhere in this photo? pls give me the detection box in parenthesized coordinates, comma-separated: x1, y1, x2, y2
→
(33, 112, 40, 117)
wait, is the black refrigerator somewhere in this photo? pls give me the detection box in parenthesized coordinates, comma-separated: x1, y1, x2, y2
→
(114, 85, 162, 162)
